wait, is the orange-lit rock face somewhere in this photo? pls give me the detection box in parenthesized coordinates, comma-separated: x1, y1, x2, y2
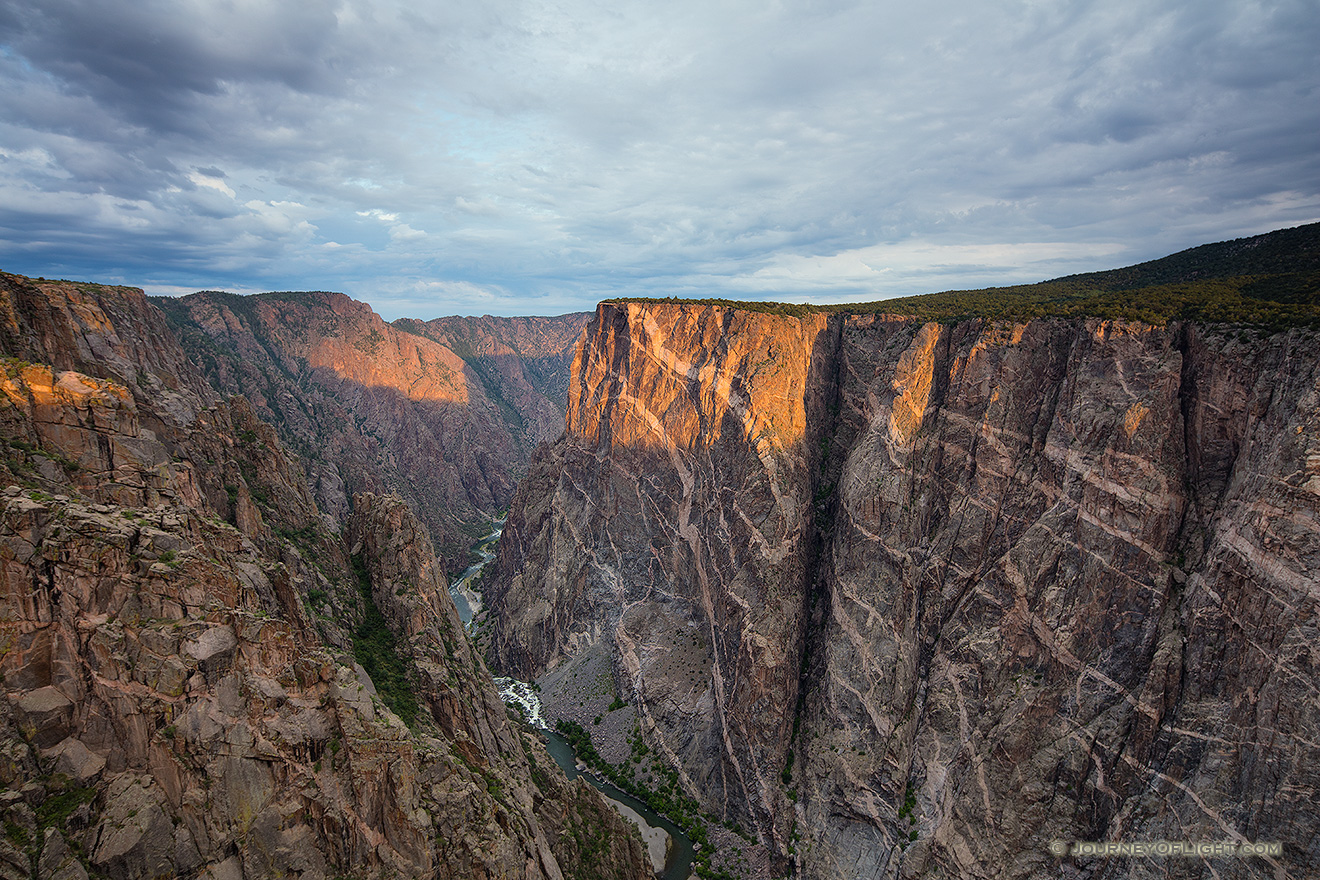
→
(568, 303, 826, 453)
(303, 333, 469, 403)
(0, 274, 651, 880)
(262, 295, 472, 405)
(493, 302, 839, 854)
(0, 362, 208, 508)
(491, 306, 1320, 880)
(157, 291, 590, 570)
(394, 312, 591, 445)
(2, 363, 134, 429)
(886, 321, 940, 448)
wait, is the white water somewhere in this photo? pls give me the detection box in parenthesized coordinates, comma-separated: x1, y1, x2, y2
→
(494, 676, 547, 729)
(458, 517, 690, 878)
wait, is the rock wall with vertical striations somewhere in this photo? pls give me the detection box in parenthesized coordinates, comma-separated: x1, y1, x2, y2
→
(487, 300, 1320, 880)
(488, 303, 836, 856)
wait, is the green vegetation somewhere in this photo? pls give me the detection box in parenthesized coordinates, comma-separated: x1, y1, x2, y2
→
(554, 720, 744, 878)
(34, 778, 96, 835)
(482, 769, 505, 802)
(843, 275, 1320, 330)
(247, 483, 271, 508)
(562, 805, 618, 880)
(274, 522, 322, 557)
(615, 274, 1320, 331)
(612, 222, 1320, 332)
(3, 819, 29, 848)
(350, 554, 419, 726)
(898, 782, 917, 822)
(352, 327, 385, 356)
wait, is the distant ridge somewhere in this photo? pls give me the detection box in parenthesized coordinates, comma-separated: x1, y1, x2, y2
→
(615, 221, 1320, 329)
(1062, 221, 1320, 288)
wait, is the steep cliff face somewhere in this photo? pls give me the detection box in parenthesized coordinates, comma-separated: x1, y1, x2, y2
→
(0, 275, 217, 420)
(155, 292, 588, 572)
(488, 301, 1320, 879)
(0, 273, 649, 880)
(801, 316, 1320, 880)
(347, 495, 649, 880)
(490, 303, 835, 851)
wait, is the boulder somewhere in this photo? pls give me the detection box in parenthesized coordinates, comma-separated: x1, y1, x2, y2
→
(15, 688, 74, 749)
(43, 738, 106, 786)
(38, 828, 89, 880)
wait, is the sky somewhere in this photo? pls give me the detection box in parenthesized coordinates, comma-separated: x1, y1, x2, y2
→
(1, 0, 1317, 320)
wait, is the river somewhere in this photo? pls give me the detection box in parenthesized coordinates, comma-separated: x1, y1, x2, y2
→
(448, 518, 504, 627)
(496, 678, 696, 880)
(452, 525, 695, 879)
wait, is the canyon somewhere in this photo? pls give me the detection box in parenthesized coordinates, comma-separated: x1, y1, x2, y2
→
(487, 231, 1320, 878)
(0, 221, 1317, 880)
(154, 290, 588, 573)
(0, 273, 647, 880)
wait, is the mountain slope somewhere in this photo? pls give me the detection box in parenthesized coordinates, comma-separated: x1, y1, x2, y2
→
(154, 291, 588, 573)
(396, 312, 591, 451)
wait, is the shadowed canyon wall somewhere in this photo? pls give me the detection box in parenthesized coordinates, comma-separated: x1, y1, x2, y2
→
(155, 291, 588, 572)
(488, 301, 1320, 879)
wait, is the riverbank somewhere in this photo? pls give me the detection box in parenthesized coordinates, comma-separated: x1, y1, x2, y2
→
(476, 532, 776, 878)
(532, 646, 782, 880)
(610, 799, 671, 875)
(448, 518, 504, 626)
(540, 729, 694, 879)
(494, 673, 696, 878)
(537, 642, 637, 763)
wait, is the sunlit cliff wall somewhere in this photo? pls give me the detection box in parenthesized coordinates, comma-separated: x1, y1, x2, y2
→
(156, 291, 589, 572)
(488, 301, 1320, 879)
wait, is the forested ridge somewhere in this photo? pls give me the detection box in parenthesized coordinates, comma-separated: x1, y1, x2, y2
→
(616, 221, 1320, 329)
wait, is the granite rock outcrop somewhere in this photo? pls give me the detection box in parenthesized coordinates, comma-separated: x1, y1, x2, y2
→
(488, 300, 1320, 879)
(395, 313, 590, 451)
(0, 273, 649, 880)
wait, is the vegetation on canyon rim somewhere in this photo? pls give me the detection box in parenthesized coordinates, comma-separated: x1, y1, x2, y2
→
(617, 222, 1320, 330)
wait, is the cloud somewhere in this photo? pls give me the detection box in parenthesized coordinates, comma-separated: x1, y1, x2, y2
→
(732, 240, 1130, 297)
(0, 0, 1317, 317)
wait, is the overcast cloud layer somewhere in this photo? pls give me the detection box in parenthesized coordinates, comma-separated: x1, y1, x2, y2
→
(1, 0, 1317, 318)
